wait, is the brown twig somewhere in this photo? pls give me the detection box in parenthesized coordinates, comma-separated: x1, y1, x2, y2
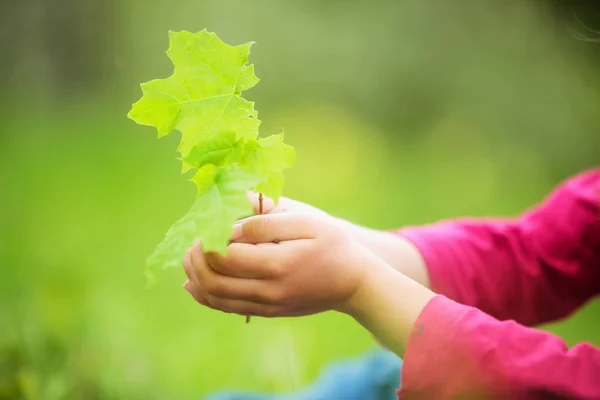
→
(246, 193, 264, 324)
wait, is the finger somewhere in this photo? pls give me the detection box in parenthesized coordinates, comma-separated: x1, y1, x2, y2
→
(231, 213, 317, 244)
(183, 246, 198, 284)
(195, 263, 281, 303)
(184, 280, 281, 317)
(205, 242, 286, 279)
(184, 280, 213, 309)
(206, 294, 281, 317)
(185, 241, 211, 285)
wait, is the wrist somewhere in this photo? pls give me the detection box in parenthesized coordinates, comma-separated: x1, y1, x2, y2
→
(334, 218, 432, 289)
(342, 257, 436, 356)
(342, 259, 399, 319)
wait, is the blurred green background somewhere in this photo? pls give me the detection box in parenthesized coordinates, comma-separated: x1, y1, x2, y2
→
(1, 0, 599, 399)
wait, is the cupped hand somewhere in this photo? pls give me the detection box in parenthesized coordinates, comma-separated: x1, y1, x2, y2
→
(182, 213, 380, 318)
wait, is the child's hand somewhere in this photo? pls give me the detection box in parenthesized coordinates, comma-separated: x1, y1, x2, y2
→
(247, 193, 431, 290)
(182, 213, 382, 318)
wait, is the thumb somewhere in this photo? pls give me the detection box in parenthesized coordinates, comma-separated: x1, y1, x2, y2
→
(231, 213, 317, 244)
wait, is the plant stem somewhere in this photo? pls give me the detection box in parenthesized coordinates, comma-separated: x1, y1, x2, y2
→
(246, 193, 264, 324)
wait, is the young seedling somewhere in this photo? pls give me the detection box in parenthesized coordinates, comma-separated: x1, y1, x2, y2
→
(128, 30, 295, 324)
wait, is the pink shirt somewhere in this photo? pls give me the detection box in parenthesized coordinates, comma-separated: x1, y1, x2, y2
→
(397, 168, 600, 399)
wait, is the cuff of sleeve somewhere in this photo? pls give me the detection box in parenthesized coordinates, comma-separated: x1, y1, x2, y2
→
(398, 295, 488, 399)
(397, 225, 463, 303)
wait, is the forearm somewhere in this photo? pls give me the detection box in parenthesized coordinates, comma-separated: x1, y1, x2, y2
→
(345, 169, 600, 326)
(343, 257, 435, 358)
(335, 217, 432, 289)
(342, 256, 600, 399)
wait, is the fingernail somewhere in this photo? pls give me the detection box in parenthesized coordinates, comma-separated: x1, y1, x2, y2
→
(183, 280, 191, 292)
(231, 223, 242, 241)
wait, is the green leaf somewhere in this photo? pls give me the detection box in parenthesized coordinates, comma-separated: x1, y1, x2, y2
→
(146, 164, 260, 283)
(145, 203, 197, 286)
(183, 131, 244, 169)
(129, 30, 296, 283)
(127, 30, 261, 163)
(184, 132, 295, 201)
(240, 132, 296, 201)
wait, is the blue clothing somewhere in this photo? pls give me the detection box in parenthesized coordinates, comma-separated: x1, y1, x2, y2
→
(206, 350, 402, 400)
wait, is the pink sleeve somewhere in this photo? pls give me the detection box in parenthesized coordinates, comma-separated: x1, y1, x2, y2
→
(399, 168, 600, 326)
(399, 295, 600, 399)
